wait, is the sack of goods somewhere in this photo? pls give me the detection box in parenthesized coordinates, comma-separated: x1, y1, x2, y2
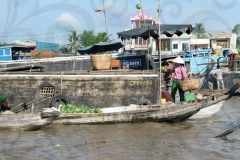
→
(179, 78, 200, 91)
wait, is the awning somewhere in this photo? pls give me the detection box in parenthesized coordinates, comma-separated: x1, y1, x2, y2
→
(117, 24, 193, 40)
(77, 42, 124, 55)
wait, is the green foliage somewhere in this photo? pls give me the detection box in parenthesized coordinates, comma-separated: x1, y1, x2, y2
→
(64, 30, 111, 55)
(60, 104, 102, 114)
(60, 44, 71, 54)
(67, 30, 81, 56)
(194, 23, 208, 39)
(95, 32, 111, 43)
(78, 30, 111, 48)
(237, 37, 240, 49)
(0, 43, 7, 46)
(232, 24, 240, 36)
(233, 24, 240, 48)
(78, 30, 97, 47)
(33, 52, 42, 59)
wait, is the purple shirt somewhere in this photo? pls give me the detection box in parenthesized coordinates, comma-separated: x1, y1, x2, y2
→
(173, 66, 188, 80)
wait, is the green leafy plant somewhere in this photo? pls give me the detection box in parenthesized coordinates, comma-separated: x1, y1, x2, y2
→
(60, 104, 102, 114)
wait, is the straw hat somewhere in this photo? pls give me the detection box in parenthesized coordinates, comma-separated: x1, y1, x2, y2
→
(172, 56, 184, 64)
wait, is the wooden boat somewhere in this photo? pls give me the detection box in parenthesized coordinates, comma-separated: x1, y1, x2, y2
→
(189, 83, 240, 119)
(53, 102, 205, 125)
(189, 94, 228, 119)
(52, 82, 240, 124)
(0, 109, 59, 131)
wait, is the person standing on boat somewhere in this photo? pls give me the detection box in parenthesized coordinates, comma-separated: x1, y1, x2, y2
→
(0, 96, 11, 112)
(211, 65, 225, 89)
(162, 61, 174, 92)
(171, 56, 189, 102)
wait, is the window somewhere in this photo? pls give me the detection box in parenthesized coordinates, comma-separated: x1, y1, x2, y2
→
(39, 82, 56, 98)
(0, 49, 4, 56)
(216, 40, 228, 48)
(161, 40, 170, 51)
(40, 87, 55, 98)
(173, 44, 178, 49)
(5, 49, 11, 55)
(182, 43, 189, 51)
(135, 37, 149, 45)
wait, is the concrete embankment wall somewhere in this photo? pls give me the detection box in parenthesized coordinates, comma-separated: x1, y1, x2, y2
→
(0, 73, 158, 112)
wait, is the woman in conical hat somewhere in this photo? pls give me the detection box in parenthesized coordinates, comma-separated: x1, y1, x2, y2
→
(172, 56, 185, 64)
(171, 56, 189, 102)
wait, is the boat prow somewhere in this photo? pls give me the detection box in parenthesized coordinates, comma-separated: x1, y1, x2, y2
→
(189, 83, 240, 119)
(0, 109, 59, 131)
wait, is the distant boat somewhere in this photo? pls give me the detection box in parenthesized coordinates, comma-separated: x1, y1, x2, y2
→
(182, 48, 229, 73)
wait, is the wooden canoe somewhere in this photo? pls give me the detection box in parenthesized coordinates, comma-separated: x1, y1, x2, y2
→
(190, 83, 240, 119)
(53, 102, 204, 125)
(189, 94, 228, 119)
(0, 112, 54, 131)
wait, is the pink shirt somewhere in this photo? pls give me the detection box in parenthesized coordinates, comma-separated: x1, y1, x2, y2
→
(173, 66, 188, 80)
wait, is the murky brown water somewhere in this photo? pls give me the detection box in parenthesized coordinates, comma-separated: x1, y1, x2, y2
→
(1, 97, 240, 160)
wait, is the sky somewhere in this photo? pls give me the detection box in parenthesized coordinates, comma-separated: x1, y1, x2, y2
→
(0, 0, 239, 46)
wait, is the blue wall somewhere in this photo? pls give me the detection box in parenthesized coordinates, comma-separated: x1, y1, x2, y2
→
(36, 42, 60, 52)
(0, 47, 12, 61)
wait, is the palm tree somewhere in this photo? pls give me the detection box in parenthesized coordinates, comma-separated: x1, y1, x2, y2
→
(67, 30, 80, 56)
(194, 23, 208, 39)
(60, 45, 71, 54)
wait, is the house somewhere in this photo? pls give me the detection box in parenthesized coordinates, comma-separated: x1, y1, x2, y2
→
(0, 40, 60, 61)
(14, 39, 36, 59)
(123, 12, 192, 56)
(0, 45, 28, 61)
(210, 32, 237, 49)
(32, 41, 59, 58)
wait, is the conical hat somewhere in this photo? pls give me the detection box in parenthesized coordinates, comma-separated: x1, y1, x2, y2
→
(172, 56, 184, 64)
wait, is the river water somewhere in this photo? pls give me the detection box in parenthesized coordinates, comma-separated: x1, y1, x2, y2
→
(0, 97, 240, 160)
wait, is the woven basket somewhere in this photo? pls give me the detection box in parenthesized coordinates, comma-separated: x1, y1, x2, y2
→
(90, 54, 111, 70)
(179, 78, 200, 91)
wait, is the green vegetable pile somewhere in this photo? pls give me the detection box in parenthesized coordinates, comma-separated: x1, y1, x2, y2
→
(60, 104, 102, 114)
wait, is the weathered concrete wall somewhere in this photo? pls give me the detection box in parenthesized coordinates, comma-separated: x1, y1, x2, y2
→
(0, 74, 159, 112)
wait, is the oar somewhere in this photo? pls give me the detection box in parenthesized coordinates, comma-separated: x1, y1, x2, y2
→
(216, 124, 240, 138)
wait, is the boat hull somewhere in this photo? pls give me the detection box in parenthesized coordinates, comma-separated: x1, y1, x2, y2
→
(189, 94, 228, 119)
(53, 103, 203, 124)
(0, 113, 53, 131)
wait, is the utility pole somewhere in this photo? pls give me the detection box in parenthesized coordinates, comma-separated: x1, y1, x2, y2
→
(158, 0, 162, 103)
(94, 0, 108, 38)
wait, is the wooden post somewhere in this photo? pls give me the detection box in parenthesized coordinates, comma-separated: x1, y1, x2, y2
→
(233, 61, 238, 71)
(31, 101, 34, 114)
